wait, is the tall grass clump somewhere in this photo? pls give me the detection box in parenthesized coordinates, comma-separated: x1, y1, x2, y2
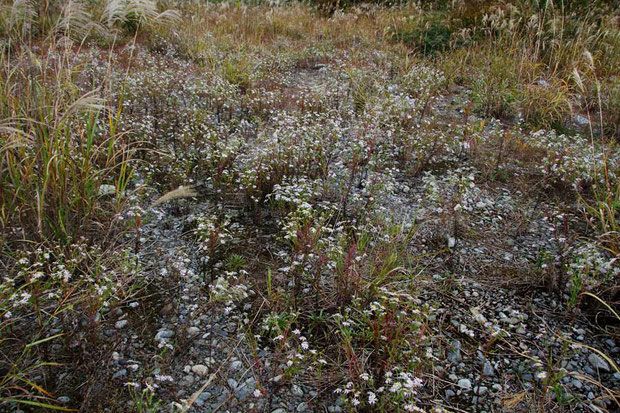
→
(0, 0, 184, 407)
(0, 42, 139, 408)
(0, 50, 133, 243)
(419, 0, 619, 129)
(573, 54, 619, 259)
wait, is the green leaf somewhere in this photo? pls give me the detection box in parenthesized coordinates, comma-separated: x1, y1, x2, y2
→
(25, 333, 64, 348)
(0, 398, 77, 411)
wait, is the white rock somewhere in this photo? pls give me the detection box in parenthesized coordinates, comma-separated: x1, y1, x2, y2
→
(115, 320, 128, 329)
(230, 360, 243, 371)
(155, 329, 174, 341)
(191, 364, 209, 377)
(187, 327, 200, 337)
(475, 385, 488, 395)
(574, 114, 590, 127)
(448, 237, 456, 248)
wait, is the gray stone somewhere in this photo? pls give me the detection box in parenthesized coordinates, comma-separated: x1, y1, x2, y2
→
(588, 353, 611, 372)
(500, 317, 519, 325)
(235, 385, 250, 400)
(574, 114, 590, 127)
(475, 386, 488, 396)
(230, 360, 243, 371)
(297, 402, 309, 412)
(483, 361, 495, 376)
(457, 378, 472, 390)
(448, 340, 462, 363)
(112, 369, 127, 379)
(291, 384, 304, 397)
(155, 329, 174, 341)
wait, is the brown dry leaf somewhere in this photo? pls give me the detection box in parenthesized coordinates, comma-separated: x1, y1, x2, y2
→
(502, 390, 527, 409)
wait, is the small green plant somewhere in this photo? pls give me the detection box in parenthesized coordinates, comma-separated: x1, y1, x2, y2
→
(222, 55, 253, 92)
(346, 67, 373, 114)
(226, 254, 247, 271)
(126, 382, 162, 413)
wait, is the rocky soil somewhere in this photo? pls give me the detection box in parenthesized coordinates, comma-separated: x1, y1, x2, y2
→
(98, 70, 619, 413)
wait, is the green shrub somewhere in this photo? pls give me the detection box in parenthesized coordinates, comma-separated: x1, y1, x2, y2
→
(392, 17, 453, 56)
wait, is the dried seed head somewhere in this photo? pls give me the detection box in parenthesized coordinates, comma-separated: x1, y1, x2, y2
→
(572, 68, 585, 93)
(583, 50, 595, 69)
(152, 185, 198, 207)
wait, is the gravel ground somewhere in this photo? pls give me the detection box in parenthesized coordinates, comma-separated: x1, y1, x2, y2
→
(97, 67, 618, 413)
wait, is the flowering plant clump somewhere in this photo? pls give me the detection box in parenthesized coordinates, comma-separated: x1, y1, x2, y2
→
(328, 285, 439, 411)
(259, 312, 326, 380)
(193, 212, 233, 257)
(334, 367, 427, 412)
(566, 241, 619, 293)
(125, 374, 175, 413)
(421, 167, 482, 219)
(210, 270, 251, 304)
(2, 242, 130, 321)
(520, 129, 619, 190)
(3, 1, 620, 412)
(401, 64, 446, 103)
(269, 176, 325, 215)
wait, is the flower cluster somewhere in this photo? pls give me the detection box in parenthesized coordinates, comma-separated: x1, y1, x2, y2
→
(334, 367, 426, 412)
(520, 129, 619, 190)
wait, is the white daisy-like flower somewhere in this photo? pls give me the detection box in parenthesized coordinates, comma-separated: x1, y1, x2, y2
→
(535, 371, 548, 379)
